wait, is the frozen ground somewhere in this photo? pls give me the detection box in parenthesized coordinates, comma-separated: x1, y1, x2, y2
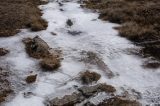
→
(1, 0, 160, 106)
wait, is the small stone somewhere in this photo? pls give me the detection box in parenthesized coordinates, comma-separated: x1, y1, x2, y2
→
(25, 74, 37, 83)
(0, 48, 9, 56)
(51, 32, 57, 36)
(68, 30, 82, 36)
(66, 19, 73, 27)
(23, 36, 50, 59)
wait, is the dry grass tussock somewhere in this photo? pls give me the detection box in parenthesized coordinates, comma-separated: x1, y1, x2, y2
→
(84, 0, 160, 59)
(0, 0, 48, 37)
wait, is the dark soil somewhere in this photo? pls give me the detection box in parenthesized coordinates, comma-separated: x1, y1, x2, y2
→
(83, 0, 160, 61)
(0, 0, 48, 37)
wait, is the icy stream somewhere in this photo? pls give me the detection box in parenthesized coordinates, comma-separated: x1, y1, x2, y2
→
(1, 0, 160, 106)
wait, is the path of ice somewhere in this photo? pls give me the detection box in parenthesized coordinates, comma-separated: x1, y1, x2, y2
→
(1, 0, 160, 106)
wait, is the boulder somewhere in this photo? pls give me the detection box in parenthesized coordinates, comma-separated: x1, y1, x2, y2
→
(23, 36, 50, 59)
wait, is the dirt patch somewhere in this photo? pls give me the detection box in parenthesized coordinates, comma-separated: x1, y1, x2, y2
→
(83, 0, 160, 61)
(25, 74, 37, 83)
(0, 0, 48, 37)
(0, 48, 9, 56)
(0, 68, 13, 104)
(23, 36, 61, 71)
(80, 71, 101, 84)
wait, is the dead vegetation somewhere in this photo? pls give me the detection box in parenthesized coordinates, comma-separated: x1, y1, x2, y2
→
(40, 56, 61, 71)
(83, 0, 160, 60)
(80, 71, 101, 84)
(0, 0, 48, 37)
(98, 96, 141, 106)
(66, 19, 73, 27)
(0, 68, 12, 104)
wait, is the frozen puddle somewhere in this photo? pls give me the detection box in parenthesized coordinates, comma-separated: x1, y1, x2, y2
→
(1, 0, 160, 106)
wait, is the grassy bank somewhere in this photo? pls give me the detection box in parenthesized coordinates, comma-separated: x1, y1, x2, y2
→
(0, 0, 48, 37)
(83, 0, 160, 60)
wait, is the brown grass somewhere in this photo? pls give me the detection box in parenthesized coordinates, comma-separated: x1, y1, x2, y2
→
(0, 68, 13, 104)
(80, 71, 101, 84)
(0, 0, 48, 37)
(99, 96, 141, 106)
(83, 0, 160, 59)
(40, 56, 61, 71)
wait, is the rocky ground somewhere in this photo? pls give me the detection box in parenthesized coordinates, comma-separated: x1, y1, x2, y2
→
(0, 0, 160, 106)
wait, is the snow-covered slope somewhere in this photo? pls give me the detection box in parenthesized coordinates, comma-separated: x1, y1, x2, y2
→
(1, 0, 160, 106)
